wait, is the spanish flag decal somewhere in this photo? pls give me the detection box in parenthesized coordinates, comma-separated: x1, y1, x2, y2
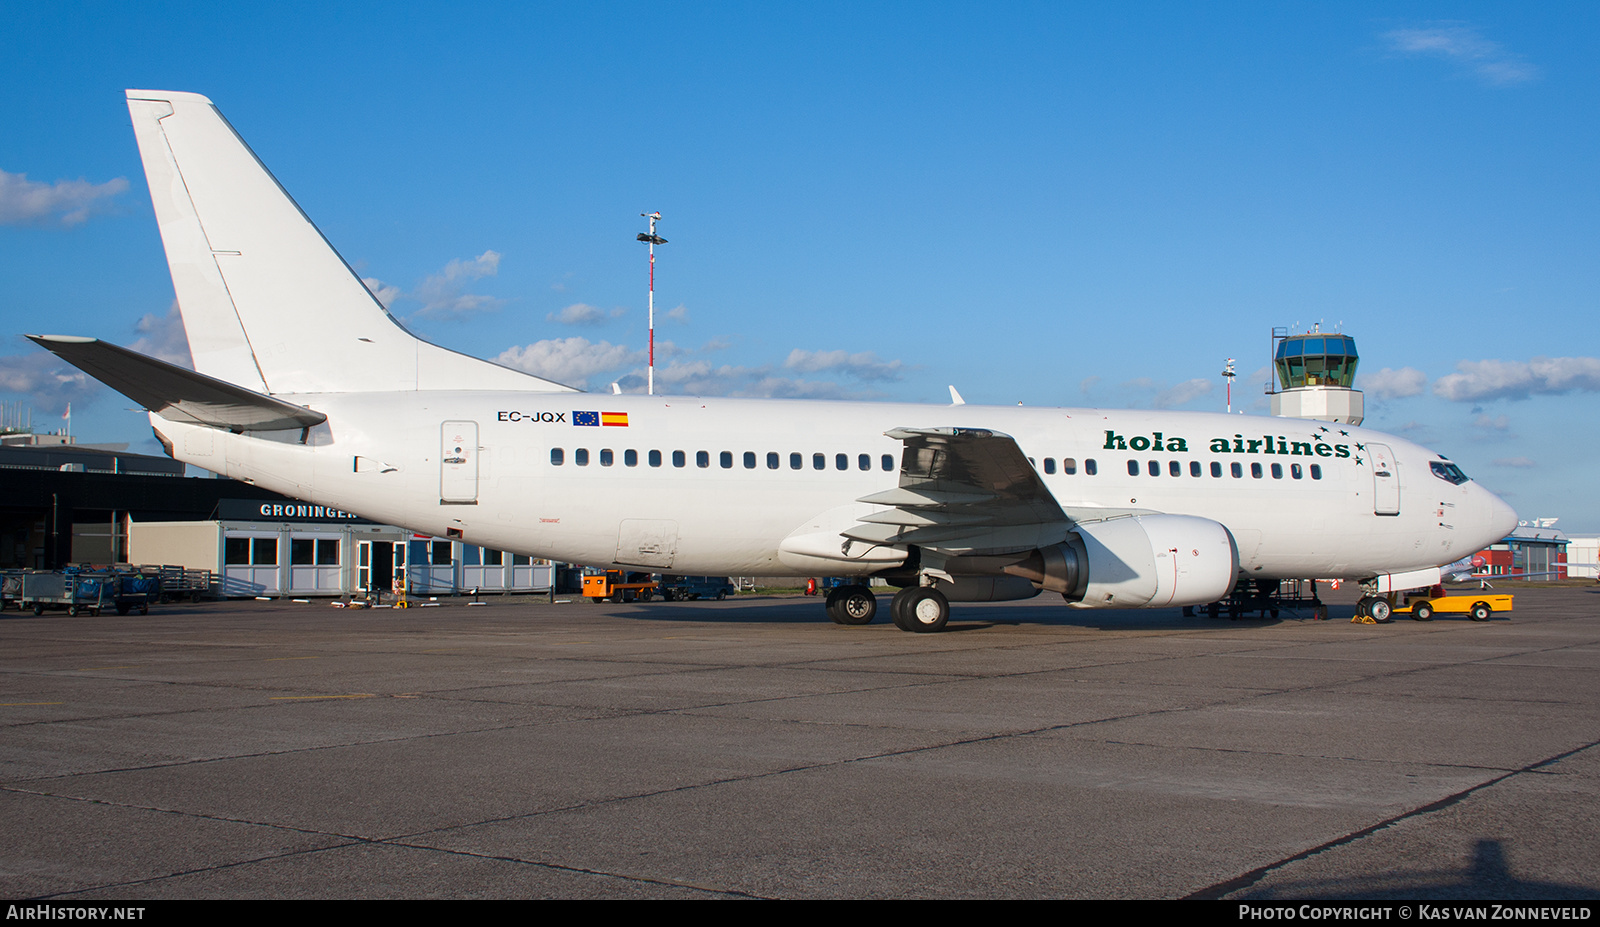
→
(601, 412, 630, 427)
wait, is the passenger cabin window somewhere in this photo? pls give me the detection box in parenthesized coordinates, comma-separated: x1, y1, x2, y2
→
(767, 452, 780, 470)
(649, 449, 662, 467)
(1147, 461, 1160, 477)
(1062, 458, 1077, 475)
(1127, 460, 1139, 476)
(791, 452, 803, 470)
(1190, 461, 1201, 477)
(813, 453, 825, 471)
(882, 454, 895, 471)
(551, 448, 564, 466)
(600, 449, 614, 467)
(1085, 459, 1097, 475)
(1231, 462, 1242, 478)
(1310, 464, 1323, 480)
(1271, 463, 1283, 479)
(1251, 462, 1263, 479)
(1170, 461, 1182, 477)
(836, 453, 848, 471)
(1043, 458, 1056, 474)
(1211, 461, 1223, 478)
(719, 451, 733, 469)
(625, 449, 638, 467)
(1291, 463, 1303, 479)
(672, 450, 686, 468)
(743, 451, 756, 469)
(697, 451, 711, 468)
(575, 448, 590, 466)
(858, 454, 871, 471)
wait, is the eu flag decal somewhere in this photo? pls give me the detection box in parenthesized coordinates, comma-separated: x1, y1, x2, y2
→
(601, 412, 629, 427)
(573, 410, 599, 426)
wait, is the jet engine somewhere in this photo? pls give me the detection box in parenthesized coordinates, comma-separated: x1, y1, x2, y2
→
(957, 514, 1238, 609)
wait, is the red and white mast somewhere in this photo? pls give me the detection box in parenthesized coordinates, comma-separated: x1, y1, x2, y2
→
(637, 212, 666, 395)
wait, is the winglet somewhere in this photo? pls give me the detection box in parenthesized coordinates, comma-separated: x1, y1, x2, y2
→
(949, 385, 965, 405)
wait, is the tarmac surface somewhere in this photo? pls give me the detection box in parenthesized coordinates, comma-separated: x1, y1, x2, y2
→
(2, 585, 1597, 900)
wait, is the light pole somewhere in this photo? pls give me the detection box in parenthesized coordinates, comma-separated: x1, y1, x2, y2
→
(1222, 358, 1237, 414)
(637, 212, 666, 395)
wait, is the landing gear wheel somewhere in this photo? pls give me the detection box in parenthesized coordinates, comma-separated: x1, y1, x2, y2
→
(1470, 602, 1492, 622)
(1412, 602, 1434, 622)
(1368, 598, 1392, 623)
(892, 587, 949, 633)
(827, 585, 876, 625)
(1207, 602, 1220, 619)
(1354, 596, 1372, 618)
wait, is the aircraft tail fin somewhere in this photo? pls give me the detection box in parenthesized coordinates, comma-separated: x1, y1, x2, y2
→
(124, 89, 573, 395)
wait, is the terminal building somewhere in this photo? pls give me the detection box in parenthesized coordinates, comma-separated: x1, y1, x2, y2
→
(2, 438, 553, 597)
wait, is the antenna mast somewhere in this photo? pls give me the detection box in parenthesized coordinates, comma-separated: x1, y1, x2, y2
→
(637, 212, 666, 395)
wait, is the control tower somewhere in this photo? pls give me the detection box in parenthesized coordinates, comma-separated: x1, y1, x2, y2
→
(1268, 325, 1364, 425)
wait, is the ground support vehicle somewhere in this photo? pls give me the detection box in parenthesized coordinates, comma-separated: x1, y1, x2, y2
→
(1397, 592, 1512, 622)
(582, 570, 658, 603)
(1, 570, 22, 610)
(110, 572, 159, 615)
(656, 575, 736, 601)
(144, 564, 212, 602)
(21, 570, 115, 617)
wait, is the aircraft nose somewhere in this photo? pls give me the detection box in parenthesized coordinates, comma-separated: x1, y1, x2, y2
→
(1477, 485, 1518, 548)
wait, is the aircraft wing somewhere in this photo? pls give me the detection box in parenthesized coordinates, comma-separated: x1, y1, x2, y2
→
(28, 335, 328, 432)
(850, 427, 1156, 555)
(845, 428, 1051, 554)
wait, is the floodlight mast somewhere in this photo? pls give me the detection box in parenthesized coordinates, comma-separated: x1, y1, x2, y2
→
(637, 212, 666, 395)
(1222, 358, 1237, 414)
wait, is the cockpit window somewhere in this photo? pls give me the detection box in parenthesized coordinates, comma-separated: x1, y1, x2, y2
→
(1430, 460, 1470, 485)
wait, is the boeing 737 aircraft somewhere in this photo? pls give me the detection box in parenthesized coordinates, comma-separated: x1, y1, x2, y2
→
(30, 90, 1518, 631)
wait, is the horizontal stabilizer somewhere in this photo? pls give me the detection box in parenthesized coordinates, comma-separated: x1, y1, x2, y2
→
(28, 335, 327, 431)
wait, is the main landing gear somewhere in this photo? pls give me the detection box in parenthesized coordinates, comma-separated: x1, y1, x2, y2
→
(890, 586, 949, 633)
(822, 583, 952, 632)
(824, 584, 877, 625)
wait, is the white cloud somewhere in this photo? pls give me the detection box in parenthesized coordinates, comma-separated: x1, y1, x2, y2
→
(0, 349, 101, 415)
(546, 303, 626, 326)
(1381, 24, 1539, 85)
(130, 301, 193, 368)
(664, 304, 689, 323)
(495, 337, 643, 389)
(1152, 378, 1212, 409)
(1492, 457, 1536, 468)
(783, 349, 905, 382)
(1360, 366, 1427, 399)
(361, 277, 402, 309)
(0, 169, 128, 226)
(1433, 357, 1600, 401)
(413, 250, 504, 318)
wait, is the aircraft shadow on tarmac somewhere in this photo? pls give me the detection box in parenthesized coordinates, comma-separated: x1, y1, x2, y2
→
(1207, 839, 1597, 901)
(593, 597, 1314, 632)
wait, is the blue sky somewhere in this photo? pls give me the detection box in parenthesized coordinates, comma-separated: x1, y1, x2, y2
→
(3, 2, 1597, 531)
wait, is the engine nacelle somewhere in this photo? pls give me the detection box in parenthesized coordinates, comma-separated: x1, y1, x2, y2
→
(1067, 515, 1238, 608)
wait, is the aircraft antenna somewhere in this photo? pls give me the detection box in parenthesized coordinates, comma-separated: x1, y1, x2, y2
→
(1222, 358, 1237, 414)
(637, 212, 667, 395)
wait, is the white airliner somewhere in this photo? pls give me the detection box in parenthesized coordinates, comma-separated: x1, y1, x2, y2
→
(31, 90, 1518, 631)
